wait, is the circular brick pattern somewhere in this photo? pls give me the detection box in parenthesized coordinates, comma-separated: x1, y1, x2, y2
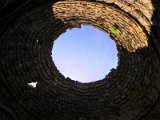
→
(0, 0, 160, 120)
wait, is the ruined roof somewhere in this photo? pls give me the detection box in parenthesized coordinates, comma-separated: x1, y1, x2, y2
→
(0, 0, 160, 120)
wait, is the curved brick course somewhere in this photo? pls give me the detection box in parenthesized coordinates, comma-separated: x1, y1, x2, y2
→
(0, 0, 160, 120)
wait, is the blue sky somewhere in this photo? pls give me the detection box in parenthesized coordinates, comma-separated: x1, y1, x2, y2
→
(52, 25, 118, 83)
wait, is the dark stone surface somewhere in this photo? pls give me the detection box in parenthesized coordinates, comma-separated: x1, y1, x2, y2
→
(0, 0, 160, 120)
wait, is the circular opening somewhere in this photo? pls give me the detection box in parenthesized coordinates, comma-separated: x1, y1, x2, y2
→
(52, 25, 118, 83)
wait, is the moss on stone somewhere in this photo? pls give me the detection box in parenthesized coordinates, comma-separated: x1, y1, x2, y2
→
(109, 26, 119, 35)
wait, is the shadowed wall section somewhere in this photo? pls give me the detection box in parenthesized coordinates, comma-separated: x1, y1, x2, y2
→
(0, 0, 160, 120)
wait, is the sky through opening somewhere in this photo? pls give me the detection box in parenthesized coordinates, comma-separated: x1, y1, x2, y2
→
(52, 25, 118, 83)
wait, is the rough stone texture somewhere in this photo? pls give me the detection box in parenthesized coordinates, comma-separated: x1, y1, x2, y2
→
(0, 0, 160, 120)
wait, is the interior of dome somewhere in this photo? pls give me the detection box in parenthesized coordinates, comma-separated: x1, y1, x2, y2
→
(0, 0, 160, 120)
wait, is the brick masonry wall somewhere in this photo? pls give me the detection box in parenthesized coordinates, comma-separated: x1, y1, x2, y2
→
(0, 0, 160, 120)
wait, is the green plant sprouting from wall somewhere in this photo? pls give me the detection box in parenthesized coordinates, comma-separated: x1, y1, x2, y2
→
(109, 25, 119, 35)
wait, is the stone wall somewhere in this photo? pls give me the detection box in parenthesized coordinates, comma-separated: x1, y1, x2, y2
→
(0, 0, 160, 120)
